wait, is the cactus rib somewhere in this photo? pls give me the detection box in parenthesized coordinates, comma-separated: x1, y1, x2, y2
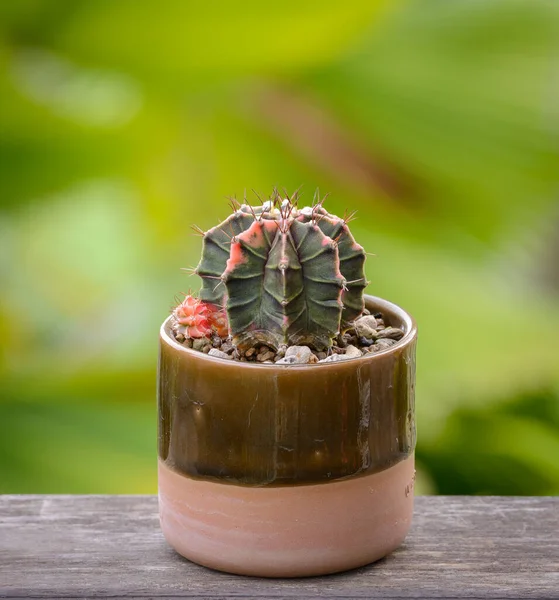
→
(197, 211, 254, 305)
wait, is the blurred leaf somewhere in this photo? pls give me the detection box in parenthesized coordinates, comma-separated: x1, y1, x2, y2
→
(303, 0, 559, 243)
(1, 1, 399, 81)
(0, 399, 155, 494)
(418, 389, 559, 495)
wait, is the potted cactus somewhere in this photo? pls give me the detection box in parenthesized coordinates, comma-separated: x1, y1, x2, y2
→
(158, 190, 417, 577)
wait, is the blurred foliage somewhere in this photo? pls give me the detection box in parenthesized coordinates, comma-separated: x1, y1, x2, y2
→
(1, 0, 558, 494)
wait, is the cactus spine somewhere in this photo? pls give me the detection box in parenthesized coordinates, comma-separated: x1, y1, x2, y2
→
(192, 190, 367, 351)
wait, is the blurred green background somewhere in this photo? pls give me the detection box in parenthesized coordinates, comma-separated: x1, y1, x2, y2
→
(1, 0, 558, 495)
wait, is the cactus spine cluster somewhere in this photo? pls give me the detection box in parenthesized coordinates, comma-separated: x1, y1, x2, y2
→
(188, 190, 367, 351)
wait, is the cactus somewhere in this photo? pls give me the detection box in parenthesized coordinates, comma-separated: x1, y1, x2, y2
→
(188, 190, 367, 351)
(173, 295, 227, 339)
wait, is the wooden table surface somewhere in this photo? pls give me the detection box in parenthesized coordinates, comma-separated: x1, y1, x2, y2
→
(1, 495, 557, 599)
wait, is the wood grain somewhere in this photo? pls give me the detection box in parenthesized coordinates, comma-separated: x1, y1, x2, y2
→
(1, 495, 557, 599)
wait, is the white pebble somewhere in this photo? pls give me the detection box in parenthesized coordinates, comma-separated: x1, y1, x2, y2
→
(208, 348, 233, 360)
(284, 345, 313, 364)
(344, 345, 362, 359)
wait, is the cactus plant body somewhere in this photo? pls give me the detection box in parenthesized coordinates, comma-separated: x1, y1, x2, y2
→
(190, 190, 367, 351)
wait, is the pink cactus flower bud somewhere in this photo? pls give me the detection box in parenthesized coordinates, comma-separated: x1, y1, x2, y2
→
(173, 296, 213, 338)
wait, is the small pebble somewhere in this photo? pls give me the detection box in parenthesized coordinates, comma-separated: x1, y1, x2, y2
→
(284, 345, 313, 364)
(245, 347, 256, 358)
(221, 342, 234, 354)
(208, 348, 233, 360)
(183, 338, 193, 348)
(374, 338, 396, 351)
(344, 345, 362, 359)
(192, 338, 209, 352)
(175, 333, 185, 343)
(354, 315, 379, 339)
(319, 353, 350, 363)
(258, 351, 275, 362)
(377, 327, 404, 341)
(317, 352, 327, 361)
(202, 344, 211, 353)
(211, 335, 222, 348)
(359, 336, 375, 347)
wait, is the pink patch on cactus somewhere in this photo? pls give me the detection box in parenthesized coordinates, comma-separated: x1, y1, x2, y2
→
(225, 220, 276, 272)
(246, 223, 265, 245)
(227, 241, 248, 270)
(237, 220, 277, 249)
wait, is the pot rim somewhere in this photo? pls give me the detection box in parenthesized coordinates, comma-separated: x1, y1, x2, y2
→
(160, 294, 417, 370)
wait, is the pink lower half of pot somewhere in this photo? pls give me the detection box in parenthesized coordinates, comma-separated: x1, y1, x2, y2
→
(158, 455, 415, 577)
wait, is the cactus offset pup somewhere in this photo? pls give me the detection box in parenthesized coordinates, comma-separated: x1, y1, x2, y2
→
(173, 190, 368, 355)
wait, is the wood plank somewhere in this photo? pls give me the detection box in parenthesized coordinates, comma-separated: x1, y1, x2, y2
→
(0, 495, 557, 599)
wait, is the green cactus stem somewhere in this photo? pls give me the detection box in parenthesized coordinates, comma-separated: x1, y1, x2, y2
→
(192, 190, 367, 350)
(224, 218, 345, 350)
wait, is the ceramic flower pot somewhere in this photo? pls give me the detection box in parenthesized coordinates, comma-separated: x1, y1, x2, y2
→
(158, 294, 417, 577)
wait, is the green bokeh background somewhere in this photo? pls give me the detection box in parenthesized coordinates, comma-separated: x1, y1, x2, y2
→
(1, 0, 558, 495)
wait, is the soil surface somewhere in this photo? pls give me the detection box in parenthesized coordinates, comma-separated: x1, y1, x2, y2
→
(170, 308, 404, 364)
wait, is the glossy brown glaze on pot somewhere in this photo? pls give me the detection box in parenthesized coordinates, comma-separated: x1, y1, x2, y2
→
(158, 295, 416, 486)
